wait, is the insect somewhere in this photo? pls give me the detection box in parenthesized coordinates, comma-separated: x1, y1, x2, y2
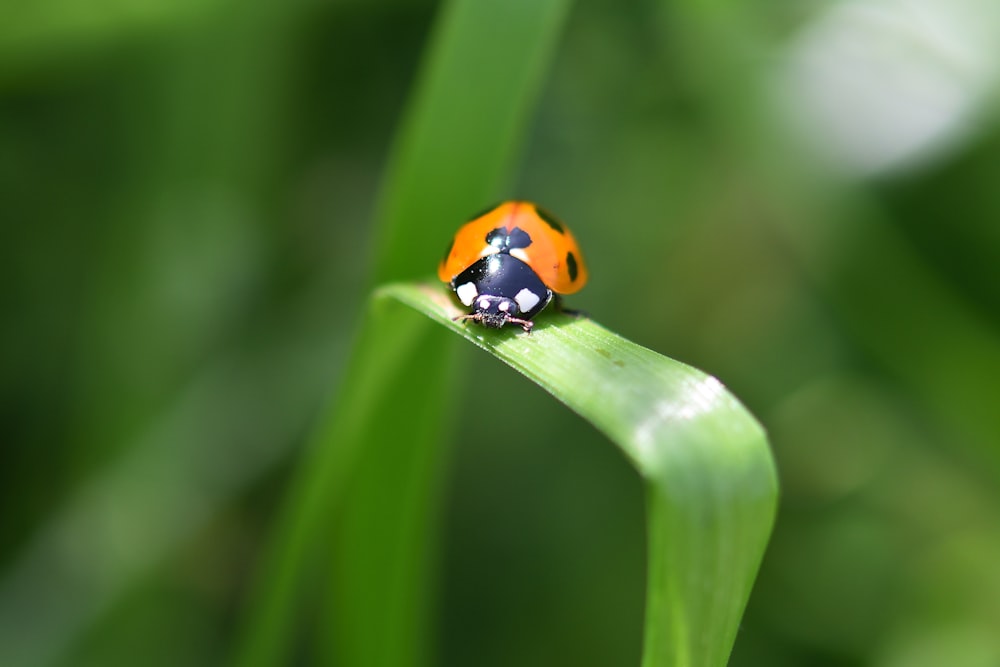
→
(438, 201, 588, 333)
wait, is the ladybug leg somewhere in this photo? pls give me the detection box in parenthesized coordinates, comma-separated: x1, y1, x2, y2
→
(552, 294, 587, 319)
(452, 312, 534, 334)
(504, 315, 534, 334)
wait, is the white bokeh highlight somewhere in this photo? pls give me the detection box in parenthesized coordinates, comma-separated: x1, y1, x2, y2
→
(775, 0, 1000, 175)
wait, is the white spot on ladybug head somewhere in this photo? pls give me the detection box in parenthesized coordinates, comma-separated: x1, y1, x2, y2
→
(514, 288, 541, 313)
(510, 248, 530, 263)
(478, 297, 491, 310)
(456, 282, 478, 306)
(498, 301, 510, 312)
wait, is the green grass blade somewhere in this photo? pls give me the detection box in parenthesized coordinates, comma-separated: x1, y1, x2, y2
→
(233, 1, 572, 665)
(232, 304, 457, 667)
(319, 302, 464, 667)
(371, 0, 572, 284)
(380, 281, 779, 667)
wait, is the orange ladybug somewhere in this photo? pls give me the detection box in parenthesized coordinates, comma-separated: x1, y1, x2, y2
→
(438, 201, 588, 332)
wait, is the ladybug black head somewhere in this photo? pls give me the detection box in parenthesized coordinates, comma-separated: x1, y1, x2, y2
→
(451, 294, 534, 332)
(472, 295, 521, 328)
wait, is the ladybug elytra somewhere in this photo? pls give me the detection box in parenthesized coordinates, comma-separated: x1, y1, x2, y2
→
(438, 201, 588, 333)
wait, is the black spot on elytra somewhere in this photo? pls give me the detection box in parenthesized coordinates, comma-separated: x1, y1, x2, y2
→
(507, 226, 532, 249)
(534, 206, 565, 234)
(566, 251, 579, 282)
(486, 226, 532, 251)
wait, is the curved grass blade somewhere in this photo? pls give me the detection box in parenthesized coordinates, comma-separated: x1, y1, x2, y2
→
(380, 281, 779, 667)
(232, 1, 573, 665)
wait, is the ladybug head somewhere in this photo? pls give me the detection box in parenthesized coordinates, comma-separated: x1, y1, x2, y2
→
(473, 295, 521, 328)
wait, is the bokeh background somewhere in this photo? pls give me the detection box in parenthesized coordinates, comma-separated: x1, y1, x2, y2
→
(3, 0, 1000, 666)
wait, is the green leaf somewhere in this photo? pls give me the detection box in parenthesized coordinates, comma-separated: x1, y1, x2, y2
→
(380, 281, 779, 667)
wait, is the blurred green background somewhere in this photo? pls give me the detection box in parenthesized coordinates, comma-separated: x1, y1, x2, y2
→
(3, 0, 1000, 665)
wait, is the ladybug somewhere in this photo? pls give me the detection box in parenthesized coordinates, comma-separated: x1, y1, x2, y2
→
(438, 201, 588, 333)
